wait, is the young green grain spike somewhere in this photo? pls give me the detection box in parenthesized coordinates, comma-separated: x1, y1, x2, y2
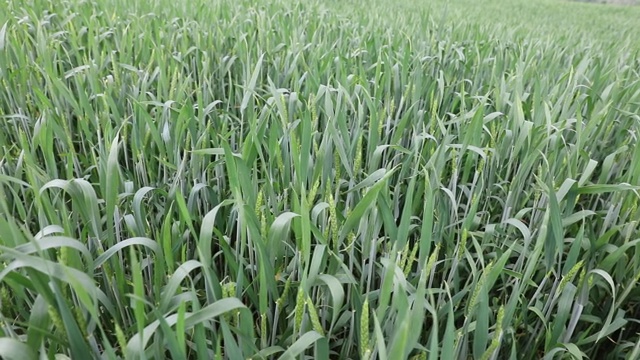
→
(306, 296, 324, 336)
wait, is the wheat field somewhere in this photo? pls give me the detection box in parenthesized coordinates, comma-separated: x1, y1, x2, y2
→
(1, 0, 640, 359)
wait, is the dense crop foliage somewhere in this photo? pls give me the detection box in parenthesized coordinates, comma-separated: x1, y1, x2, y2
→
(1, 0, 640, 358)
